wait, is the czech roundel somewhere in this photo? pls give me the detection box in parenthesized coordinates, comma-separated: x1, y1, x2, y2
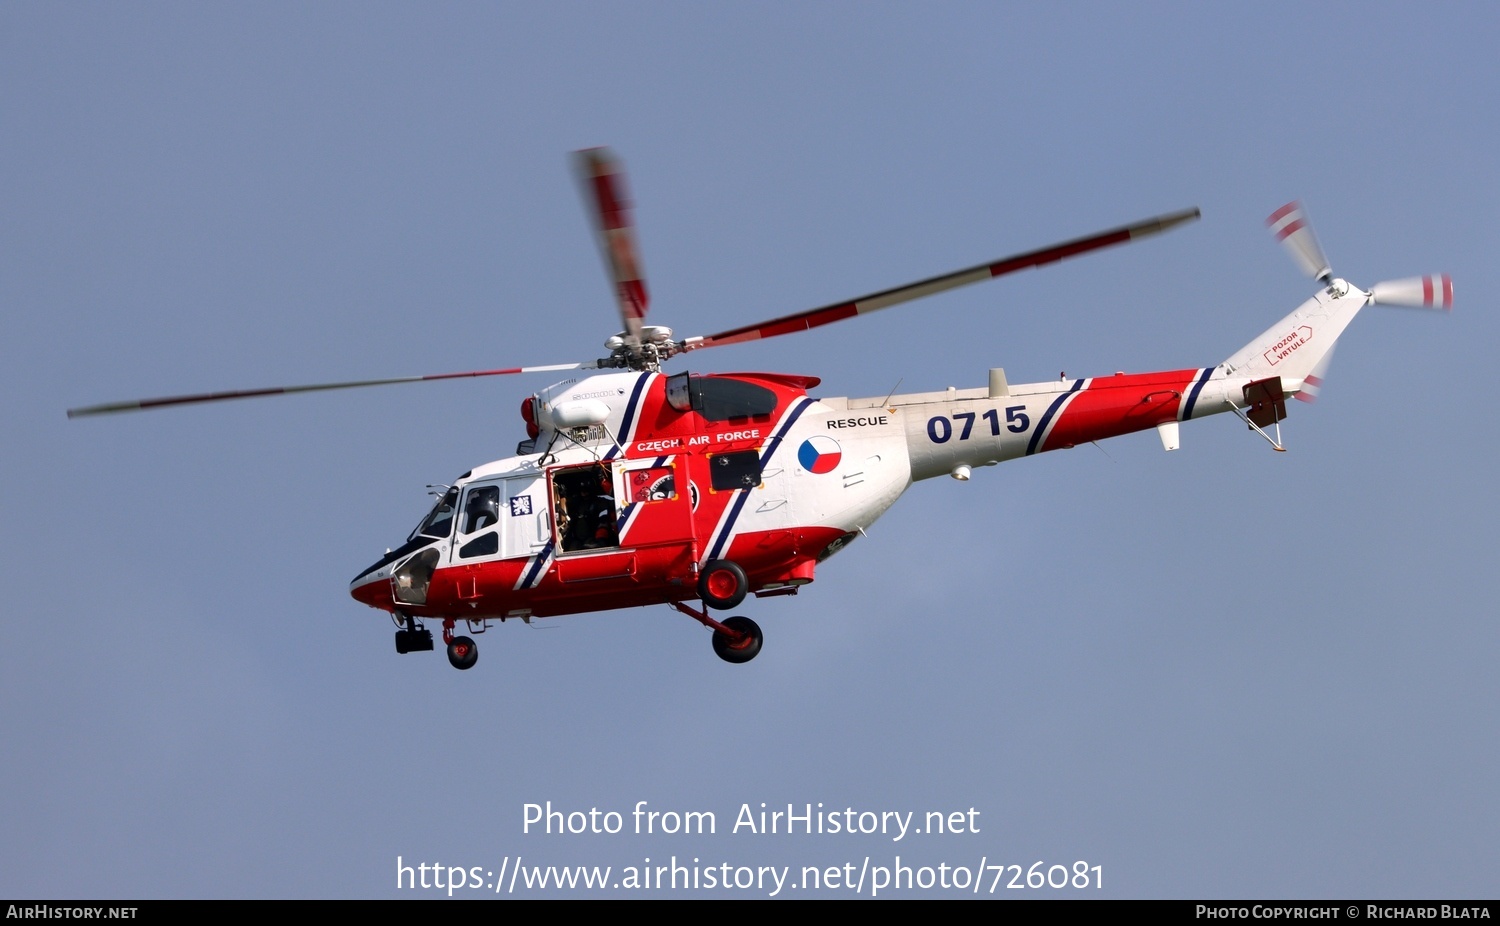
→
(797, 435, 842, 474)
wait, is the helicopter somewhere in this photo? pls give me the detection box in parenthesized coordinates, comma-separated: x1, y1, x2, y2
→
(68, 149, 1452, 670)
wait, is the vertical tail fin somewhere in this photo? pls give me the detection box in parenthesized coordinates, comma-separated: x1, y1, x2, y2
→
(1219, 280, 1367, 395)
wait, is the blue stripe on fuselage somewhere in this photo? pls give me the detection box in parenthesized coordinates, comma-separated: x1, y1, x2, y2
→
(1026, 379, 1084, 456)
(1181, 367, 1214, 421)
(704, 396, 814, 563)
(518, 539, 554, 589)
(605, 373, 653, 461)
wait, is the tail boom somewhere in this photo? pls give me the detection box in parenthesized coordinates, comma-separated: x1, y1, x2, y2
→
(862, 368, 1236, 483)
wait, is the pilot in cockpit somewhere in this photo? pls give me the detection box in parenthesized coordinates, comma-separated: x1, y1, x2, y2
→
(463, 486, 500, 533)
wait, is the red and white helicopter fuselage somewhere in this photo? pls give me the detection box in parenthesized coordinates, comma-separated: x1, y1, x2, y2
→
(69, 146, 1450, 670)
(349, 263, 1447, 651)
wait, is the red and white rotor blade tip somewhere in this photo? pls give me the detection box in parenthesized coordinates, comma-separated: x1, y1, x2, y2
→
(574, 147, 649, 342)
(690, 207, 1200, 350)
(66, 362, 588, 418)
(1266, 201, 1332, 282)
(1370, 274, 1453, 311)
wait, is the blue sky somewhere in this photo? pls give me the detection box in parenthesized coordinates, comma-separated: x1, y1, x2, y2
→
(3, 2, 1497, 898)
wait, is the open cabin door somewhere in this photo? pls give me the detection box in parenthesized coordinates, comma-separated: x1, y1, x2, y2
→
(547, 457, 695, 584)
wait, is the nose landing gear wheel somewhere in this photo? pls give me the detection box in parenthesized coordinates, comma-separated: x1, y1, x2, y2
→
(447, 635, 478, 670)
(711, 616, 762, 664)
(698, 559, 748, 610)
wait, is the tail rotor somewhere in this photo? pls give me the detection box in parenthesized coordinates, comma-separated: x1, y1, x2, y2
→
(1266, 201, 1452, 310)
(1248, 201, 1453, 408)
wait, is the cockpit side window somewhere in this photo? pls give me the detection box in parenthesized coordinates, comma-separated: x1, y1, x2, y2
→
(409, 487, 459, 542)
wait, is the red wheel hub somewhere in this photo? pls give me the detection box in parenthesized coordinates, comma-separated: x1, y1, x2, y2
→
(706, 570, 738, 598)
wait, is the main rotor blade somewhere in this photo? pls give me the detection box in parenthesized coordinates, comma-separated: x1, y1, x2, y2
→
(574, 147, 649, 343)
(67, 363, 587, 418)
(688, 207, 1200, 350)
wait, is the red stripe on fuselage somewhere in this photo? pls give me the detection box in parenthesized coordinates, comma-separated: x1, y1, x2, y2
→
(1040, 369, 1201, 450)
(351, 526, 848, 620)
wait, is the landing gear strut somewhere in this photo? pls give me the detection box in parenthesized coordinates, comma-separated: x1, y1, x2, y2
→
(390, 612, 479, 669)
(671, 600, 763, 664)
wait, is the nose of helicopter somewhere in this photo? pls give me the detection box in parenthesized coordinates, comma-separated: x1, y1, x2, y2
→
(350, 571, 385, 606)
(349, 546, 407, 609)
(349, 565, 393, 609)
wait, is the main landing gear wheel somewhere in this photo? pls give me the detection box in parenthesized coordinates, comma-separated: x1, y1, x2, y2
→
(698, 559, 748, 610)
(447, 635, 478, 671)
(711, 616, 762, 664)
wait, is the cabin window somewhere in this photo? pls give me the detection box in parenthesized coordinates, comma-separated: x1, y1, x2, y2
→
(459, 532, 499, 559)
(627, 465, 676, 503)
(709, 450, 762, 491)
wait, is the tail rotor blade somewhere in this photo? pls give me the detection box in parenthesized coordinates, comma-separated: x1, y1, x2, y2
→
(574, 147, 649, 343)
(1294, 344, 1336, 404)
(1267, 201, 1332, 282)
(1370, 274, 1454, 310)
